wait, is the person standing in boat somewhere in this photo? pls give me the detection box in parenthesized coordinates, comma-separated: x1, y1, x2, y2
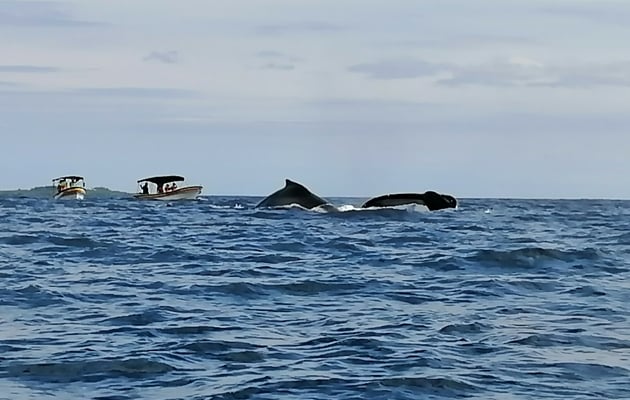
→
(141, 182, 149, 194)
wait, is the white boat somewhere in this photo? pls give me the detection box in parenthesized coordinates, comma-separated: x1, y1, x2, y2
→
(52, 176, 87, 200)
(134, 175, 202, 201)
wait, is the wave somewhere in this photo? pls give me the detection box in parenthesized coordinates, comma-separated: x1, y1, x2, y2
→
(158, 325, 241, 335)
(211, 375, 478, 399)
(508, 333, 630, 350)
(374, 376, 478, 394)
(0, 234, 100, 248)
(517, 361, 630, 381)
(267, 280, 365, 296)
(5, 358, 175, 383)
(207, 203, 246, 210)
(0, 234, 40, 245)
(241, 254, 302, 263)
(187, 282, 266, 298)
(174, 340, 268, 365)
(250, 203, 437, 217)
(439, 322, 489, 335)
(0, 284, 68, 308)
(387, 290, 441, 304)
(101, 310, 167, 327)
(563, 285, 607, 296)
(209, 377, 352, 400)
(468, 246, 605, 270)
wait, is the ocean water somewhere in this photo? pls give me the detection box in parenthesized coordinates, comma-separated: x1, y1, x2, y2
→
(1, 196, 629, 400)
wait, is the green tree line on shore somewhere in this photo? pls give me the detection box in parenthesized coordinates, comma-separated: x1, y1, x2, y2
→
(0, 186, 130, 198)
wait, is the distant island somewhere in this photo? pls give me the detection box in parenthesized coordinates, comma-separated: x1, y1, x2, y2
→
(0, 186, 131, 198)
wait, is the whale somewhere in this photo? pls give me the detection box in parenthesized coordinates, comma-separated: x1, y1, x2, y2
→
(256, 179, 333, 210)
(361, 191, 457, 211)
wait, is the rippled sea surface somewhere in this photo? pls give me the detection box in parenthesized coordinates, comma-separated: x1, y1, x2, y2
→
(1, 196, 629, 399)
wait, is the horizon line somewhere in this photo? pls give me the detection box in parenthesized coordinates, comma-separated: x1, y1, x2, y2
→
(0, 186, 628, 201)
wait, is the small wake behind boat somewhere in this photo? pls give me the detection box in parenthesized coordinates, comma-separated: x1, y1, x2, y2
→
(134, 175, 202, 200)
(52, 176, 86, 200)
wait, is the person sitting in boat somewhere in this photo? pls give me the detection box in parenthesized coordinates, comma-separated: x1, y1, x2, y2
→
(171, 182, 177, 191)
(165, 183, 173, 192)
(141, 182, 149, 194)
(157, 184, 164, 194)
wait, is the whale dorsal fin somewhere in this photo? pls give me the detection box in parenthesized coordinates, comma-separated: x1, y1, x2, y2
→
(285, 179, 300, 188)
(256, 179, 328, 209)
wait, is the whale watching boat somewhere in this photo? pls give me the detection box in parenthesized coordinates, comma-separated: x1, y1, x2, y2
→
(134, 175, 202, 200)
(52, 176, 87, 200)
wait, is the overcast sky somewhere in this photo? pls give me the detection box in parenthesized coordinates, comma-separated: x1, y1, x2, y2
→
(1, 0, 629, 198)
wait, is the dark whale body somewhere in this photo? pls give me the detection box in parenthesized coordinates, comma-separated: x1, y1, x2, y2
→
(256, 179, 332, 210)
(361, 191, 457, 211)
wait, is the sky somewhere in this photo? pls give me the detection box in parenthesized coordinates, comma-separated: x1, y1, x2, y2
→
(1, 0, 629, 198)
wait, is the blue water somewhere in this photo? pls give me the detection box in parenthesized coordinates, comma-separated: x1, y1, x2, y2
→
(1, 197, 629, 399)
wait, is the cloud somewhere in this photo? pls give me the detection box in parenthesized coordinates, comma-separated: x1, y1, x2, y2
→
(255, 50, 301, 62)
(260, 63, 295, 71)
(439, 59, 547, 87)
(349, 57, 630, 88)
(393, 34, 537, 49)
(348, 59, 448, 79)
(71, 87, 198, 99)
(0, 65, 59, 73)
(0, 86, 198, 100)
(540, 62, 630, 88)
(255, 50, 301, 71)
(300, 98, 444, 123)
(441, 60, 630, 88)
(143, 51, 179, 64)
(540, 5, 630, 27)
(256, 51, 286, 59)
(0, 81, 20, 87)
(0, 0, 103, 27)
(304, 98, 441, 108)
(256, 21, 343, 35)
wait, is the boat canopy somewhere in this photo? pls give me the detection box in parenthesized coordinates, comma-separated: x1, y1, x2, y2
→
(137, 175, 185, 186)
(52, 176, 84, 182)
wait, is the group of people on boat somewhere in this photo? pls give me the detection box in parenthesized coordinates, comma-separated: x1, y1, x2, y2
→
(160, 182, 178, 193)
(140, 182, 178, 195)
(56, 177, 84, 193)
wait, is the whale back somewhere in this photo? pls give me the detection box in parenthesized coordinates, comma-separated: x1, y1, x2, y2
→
(440, 194, 457, 209)
(361, 191, 457, 211)
(422, 191, 457, 211)
(256, 179, 329, 209)
(361, 193, 426, 208)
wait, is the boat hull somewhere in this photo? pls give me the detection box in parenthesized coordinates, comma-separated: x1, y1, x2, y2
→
(134, 185, 202, 201)
(54, 187, 86, 200)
